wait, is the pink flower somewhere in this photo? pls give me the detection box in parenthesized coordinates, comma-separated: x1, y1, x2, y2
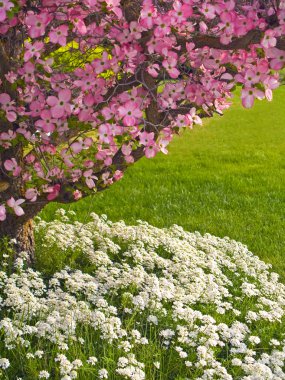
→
(25, 188, 38, 202)
(122, 143, 132, 156)
(46, 184, 61, 201)
(71, 169, 82, 182)
(74, 190, 82, 200)
(20, 61, 35, 83)
(144, 143, 159, 158)
(101, 105, 117, 120)
(0, 0, 13, 23)
(24, 41, 44, 62)
(29, 101, 45, 117)
(139, 131, 155, 146)
(69, 8, 87, 35)
(261, 30, 277, 49)
(102, 171, 112, 185)
(35, 110, 56, 133)
(154, 15, 171, 37)
(186, 107, 202, 126)
(4, 158, 21, 176)
(158, 138, 170, 154)
(0, 93, 11, 105)
(147, 64, 160, 78)
(46, 89, 72, 118)
(118, 101, 142, 126)
(60, 148, 74, 168)
(162, 54, 180, 79)
(49, 25, 69, 46)
(140, 1, 157, 29)
(0, 205, 6, 221)
(241, 87, 265, 108)
(171, 1, 193, 23)
(71, 137, 93, 154)
(129, 21, 143, 39)
(83, 169, 98, 189)
(122, 143, 134, 163)
(98, 124, 112, 143)
(83, 160, 94, 168)
(0, 93, 17, 122)
(25, 154, 36, 164)
(113, 170, 123, 181)
(25, 12, 52, 38)
(201, 3, 216, 19)
(105, 0, 122, 18)
(266, 48, 285, 70)
(0, 129, 16, 140)
(7, 197, 25, 216)
(5, 71, 17, 84)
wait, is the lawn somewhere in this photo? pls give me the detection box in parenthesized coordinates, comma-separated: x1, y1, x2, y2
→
(41, 86, 285, 280)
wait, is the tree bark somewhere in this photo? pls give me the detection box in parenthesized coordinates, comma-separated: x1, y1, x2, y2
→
(0, 198, 47, 266)
(0, 215, 35, 265)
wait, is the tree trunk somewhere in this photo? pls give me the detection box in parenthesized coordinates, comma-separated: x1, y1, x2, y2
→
(0, 214, 36, 265)
(0, 197, 47, 266)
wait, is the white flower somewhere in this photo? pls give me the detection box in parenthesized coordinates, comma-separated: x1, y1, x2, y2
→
(39, 370, 50, 379)
(179, 351, 188, 358)
(231, 358, 242, 366)
(78, 337, 85, 344)
(249, 336, 261, 345)
(270, 339, 280, 346)
(153, 361, 160, 369)
(35, 350, 44, 358)
(0, 213, 284, 380)
(87, 356, 98, 366)
(0, 358, 10, 369)
(147, 315, 158, 325)
(98, 368, 108, 379)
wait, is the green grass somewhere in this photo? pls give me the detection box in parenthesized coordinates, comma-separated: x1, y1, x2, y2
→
(41, 87, 285, 280)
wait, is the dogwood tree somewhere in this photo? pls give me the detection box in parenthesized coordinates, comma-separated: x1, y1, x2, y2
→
(0, 0, 285, 261)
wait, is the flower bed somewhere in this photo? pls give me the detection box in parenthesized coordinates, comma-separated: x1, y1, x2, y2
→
(0, 210, 285, 379)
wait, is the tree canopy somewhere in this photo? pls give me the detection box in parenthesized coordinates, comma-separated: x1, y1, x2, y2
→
(0, 0, 285, 224)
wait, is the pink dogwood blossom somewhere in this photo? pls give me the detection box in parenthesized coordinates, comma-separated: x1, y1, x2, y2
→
(49, 25, 69, 46)
(0, 0, 13, 22)
(84, 170, 98, 189)
(0, 205, 6, 221)
(47, 89, 72, 118)
(46, 184, 61, 201)
(118, 101, 142, 126)
(4, 158, 21, 176)
(7, 198, 25, 216)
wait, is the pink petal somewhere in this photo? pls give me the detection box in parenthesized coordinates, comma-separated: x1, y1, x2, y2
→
(123, 115, 136, 126)
(6, 111, 17, 122)
(0, 93, 10, 104)
(4, 159, 13, 171)
(14, 205, 25, 216)
(0, 205, 6, 221)
(7, 197, 15, 208)
(46, 96, 58, 107)
(59, 89, 71, 102)
(51, 105, 64, 118)
(71, 142, 82, 153)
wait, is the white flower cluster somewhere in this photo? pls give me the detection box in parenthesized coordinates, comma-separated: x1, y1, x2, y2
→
(0, 210, 284, 379)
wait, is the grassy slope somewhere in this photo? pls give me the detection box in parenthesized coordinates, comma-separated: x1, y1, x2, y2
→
(41, 87, 285, 280)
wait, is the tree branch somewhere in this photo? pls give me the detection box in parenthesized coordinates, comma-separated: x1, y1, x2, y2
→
(178, 30, 285, 52)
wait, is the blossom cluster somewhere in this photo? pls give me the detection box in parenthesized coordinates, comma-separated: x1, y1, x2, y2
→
(0, 0, 285, 219)
(0, 210, 285, 378)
